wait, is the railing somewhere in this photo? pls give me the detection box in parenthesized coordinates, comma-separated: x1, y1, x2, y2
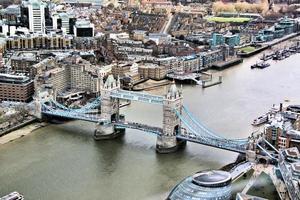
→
(175, 106, 249, 153)
(42, 104, 101, 122)
(47, 97, 101, 114)
(110, 90, 164, 105)
(114, 121, 162, 135)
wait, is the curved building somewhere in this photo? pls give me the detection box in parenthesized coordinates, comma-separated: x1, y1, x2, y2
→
(167, 170, 232, 200)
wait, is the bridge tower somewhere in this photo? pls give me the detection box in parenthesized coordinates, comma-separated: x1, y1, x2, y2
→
(94, 75, 124, 140)
(157, 83, 186, 153)
(246, 137, 257, 162)
(33, 88, 55, 120)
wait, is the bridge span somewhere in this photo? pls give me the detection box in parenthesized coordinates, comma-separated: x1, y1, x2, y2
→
(34, 75, 259, 157)
(32, 75, 300, 200)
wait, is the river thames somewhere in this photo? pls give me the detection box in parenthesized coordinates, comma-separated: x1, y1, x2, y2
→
(1, 52, 300, 199)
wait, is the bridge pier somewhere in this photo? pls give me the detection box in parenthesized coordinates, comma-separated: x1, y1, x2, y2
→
(156, 136, 186, 153)
(94, 123, 125, 140)
(157, 82, 186, 153)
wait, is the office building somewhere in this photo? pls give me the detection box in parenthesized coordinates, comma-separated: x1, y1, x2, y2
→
(21, 0, 48, 34)
(0, 73, 34, 102)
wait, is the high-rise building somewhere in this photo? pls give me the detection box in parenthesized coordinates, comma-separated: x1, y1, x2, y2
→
(21, 0, 48, 34)
(52, 12, 76, 35)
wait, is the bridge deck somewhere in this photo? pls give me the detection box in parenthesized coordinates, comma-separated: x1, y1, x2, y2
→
(110, 90, 164, 105)
(114, 122, 162, 135)
(176, 135, 247, 154)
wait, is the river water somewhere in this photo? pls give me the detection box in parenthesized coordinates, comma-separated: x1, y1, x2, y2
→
(1, 52, 300, 200)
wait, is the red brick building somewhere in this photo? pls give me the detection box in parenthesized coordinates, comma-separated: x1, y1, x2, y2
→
(0, 73, 34, 102)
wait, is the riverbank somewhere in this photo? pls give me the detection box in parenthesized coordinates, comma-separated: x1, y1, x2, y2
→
(0, 122, 47, 145)
(237, 32, 300, 58)
(133, 79, 171, 91)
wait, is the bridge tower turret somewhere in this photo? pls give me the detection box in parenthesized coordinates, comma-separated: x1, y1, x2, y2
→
(157, 82, 186, 153)
(94, 75, 124, 140)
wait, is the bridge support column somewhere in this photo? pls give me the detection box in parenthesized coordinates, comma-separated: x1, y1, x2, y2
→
(94, 123, 124, 140)
(246, 139, 257, 162)
(94, 75, 124, 140)
(156, 135, 186, 153)
(156, 82, 186, 153)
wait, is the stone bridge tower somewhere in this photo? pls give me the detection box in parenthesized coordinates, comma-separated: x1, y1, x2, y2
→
(157, 83, 186, 153)
(94, 75, 123, 140)
(33, 88, 55, 120)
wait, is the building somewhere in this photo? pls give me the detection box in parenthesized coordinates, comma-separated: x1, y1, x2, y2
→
(5, 32, 73, 50)
(210, 32, 240, 48)
(224, 33, 240, 47)
(255, 17, 298, 43)
(0, 20, 10, 36)
(35, 55, 102, 96)
(0, 4, 20, 28)
(138, 63, 166, 80)
(154, 56, 178, 72)
(52, 12, 76, 35)
(199, 46, 230, 69)
(74, 20, 95, 37)
(21, 0, 48, 34)
(210, 33, 224, 47)
(0, 73, 34, 102)
(10, 52, 39, 77)
(168, 170, 232, 200)
(265, 110, 300, 150)
(145, 33, 171, 45)
(62, 0, 103, 6)
(178, 55, 200, 72)
(132, 30, 147, 41)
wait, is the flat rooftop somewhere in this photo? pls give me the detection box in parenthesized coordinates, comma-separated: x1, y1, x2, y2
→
(0, 73, 31, 84)
(285, 147, 300, 159)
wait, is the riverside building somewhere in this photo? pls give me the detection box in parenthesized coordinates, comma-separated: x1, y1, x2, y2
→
(0, 73, 34, 102)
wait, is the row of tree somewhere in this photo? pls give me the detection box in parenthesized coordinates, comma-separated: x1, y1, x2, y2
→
(212, 0, 269, 14)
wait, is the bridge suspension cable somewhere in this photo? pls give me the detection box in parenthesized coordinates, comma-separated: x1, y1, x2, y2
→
(46, 97, 101, 114)
(181, 105, 249, 143)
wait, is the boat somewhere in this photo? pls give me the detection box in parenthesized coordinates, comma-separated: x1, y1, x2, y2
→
(0, 192, 24, 200)
(252, 114, 268, 126)
(287, 105, 300, 113)
(260, 53, 273, 61)
(251, 61, 270, 69)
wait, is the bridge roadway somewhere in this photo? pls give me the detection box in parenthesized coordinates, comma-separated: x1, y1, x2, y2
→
(42, 105, 102, 122)
(230, 161, 254, 181)
(110, 90, 164, 105)
(176, 134, 247, 154)
(114, 122, 163, 136)
(40, 91, 249, 154)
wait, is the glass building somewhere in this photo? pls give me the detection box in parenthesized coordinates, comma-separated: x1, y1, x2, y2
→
(167, 170, 232, 200)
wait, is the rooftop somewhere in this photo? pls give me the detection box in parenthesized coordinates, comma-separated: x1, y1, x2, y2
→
(291, 162, 300, 173)
(284, 147, 300, 159)
(0, 73, 31, 84)
(192, 170, 232, 187)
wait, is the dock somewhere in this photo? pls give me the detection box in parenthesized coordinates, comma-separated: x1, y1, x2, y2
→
(213, 57, 243, 70)
(166, 72, 202, 85)
(202, 76, 222, 88)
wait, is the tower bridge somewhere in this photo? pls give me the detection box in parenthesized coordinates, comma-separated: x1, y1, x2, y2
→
(32, 75, 300, 200)
(34, 75, 256, 155)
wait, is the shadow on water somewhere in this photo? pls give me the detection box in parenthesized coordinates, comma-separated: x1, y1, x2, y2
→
(92, 136, 126, 176)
